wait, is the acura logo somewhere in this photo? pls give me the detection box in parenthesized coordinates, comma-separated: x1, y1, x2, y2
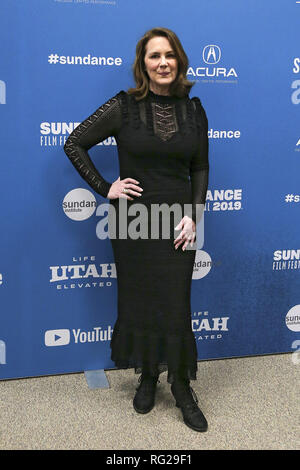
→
(203, 45, 221, 65)
(187, 44, 237, 80)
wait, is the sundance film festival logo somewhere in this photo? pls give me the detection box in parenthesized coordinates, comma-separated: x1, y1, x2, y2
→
(272, 249, 300, 270)
(206, 188, 242, 212)
(187, 45, 238, 82)
(40, 121, 117, 147)
(293, 57, 300, 74)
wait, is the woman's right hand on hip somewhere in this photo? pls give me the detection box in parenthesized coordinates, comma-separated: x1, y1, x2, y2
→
(107, 177, 143, 200)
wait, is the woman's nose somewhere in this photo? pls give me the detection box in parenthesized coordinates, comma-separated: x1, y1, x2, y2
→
(159, 56, 168, 66)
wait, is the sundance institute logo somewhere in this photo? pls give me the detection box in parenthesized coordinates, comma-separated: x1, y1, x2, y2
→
(62, 188, 97, 221)
(285, 305, 300, 332)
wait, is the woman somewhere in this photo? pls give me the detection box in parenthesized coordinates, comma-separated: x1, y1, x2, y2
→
(64, 27, 209, 432)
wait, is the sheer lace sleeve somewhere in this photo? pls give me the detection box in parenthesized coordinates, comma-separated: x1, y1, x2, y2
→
(63, 92, 123, 198)
(189, 97, 210, 224)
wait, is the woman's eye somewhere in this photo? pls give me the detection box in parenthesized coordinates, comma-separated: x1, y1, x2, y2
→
(149, 53, 175, 59)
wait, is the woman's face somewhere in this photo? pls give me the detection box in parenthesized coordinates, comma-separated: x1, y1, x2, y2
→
(144, 36, 178, 94)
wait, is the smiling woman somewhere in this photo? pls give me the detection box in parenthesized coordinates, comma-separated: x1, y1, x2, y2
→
(63, 26, 209, 433)
(128, 27, 193, 100)
(143, 36, 178, 95)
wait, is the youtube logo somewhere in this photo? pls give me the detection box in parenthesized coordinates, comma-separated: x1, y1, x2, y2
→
(45, 329, 70, 347)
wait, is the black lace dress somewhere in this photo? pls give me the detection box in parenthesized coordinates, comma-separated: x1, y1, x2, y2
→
(64, 89, 209, 384)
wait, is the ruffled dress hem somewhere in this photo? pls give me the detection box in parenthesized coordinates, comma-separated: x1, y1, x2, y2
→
(110, 324, 198, 384)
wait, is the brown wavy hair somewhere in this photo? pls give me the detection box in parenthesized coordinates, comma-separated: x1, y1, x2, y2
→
(127, 27, 194, 100)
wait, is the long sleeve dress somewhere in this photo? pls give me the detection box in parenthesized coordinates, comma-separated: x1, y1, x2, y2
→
(64, 89, 209, 384)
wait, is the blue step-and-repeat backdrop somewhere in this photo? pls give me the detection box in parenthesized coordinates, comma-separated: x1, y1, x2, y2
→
(0, 0, 299, 380)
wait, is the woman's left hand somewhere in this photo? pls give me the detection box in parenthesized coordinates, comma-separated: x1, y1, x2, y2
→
(174, 216, 196, 251)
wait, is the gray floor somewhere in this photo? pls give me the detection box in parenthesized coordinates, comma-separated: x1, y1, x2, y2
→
(0, 353, 299, 450)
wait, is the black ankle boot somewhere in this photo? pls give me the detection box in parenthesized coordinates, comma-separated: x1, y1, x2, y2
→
(171, 379, 208, 432)
(133, 373, 160, 414)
